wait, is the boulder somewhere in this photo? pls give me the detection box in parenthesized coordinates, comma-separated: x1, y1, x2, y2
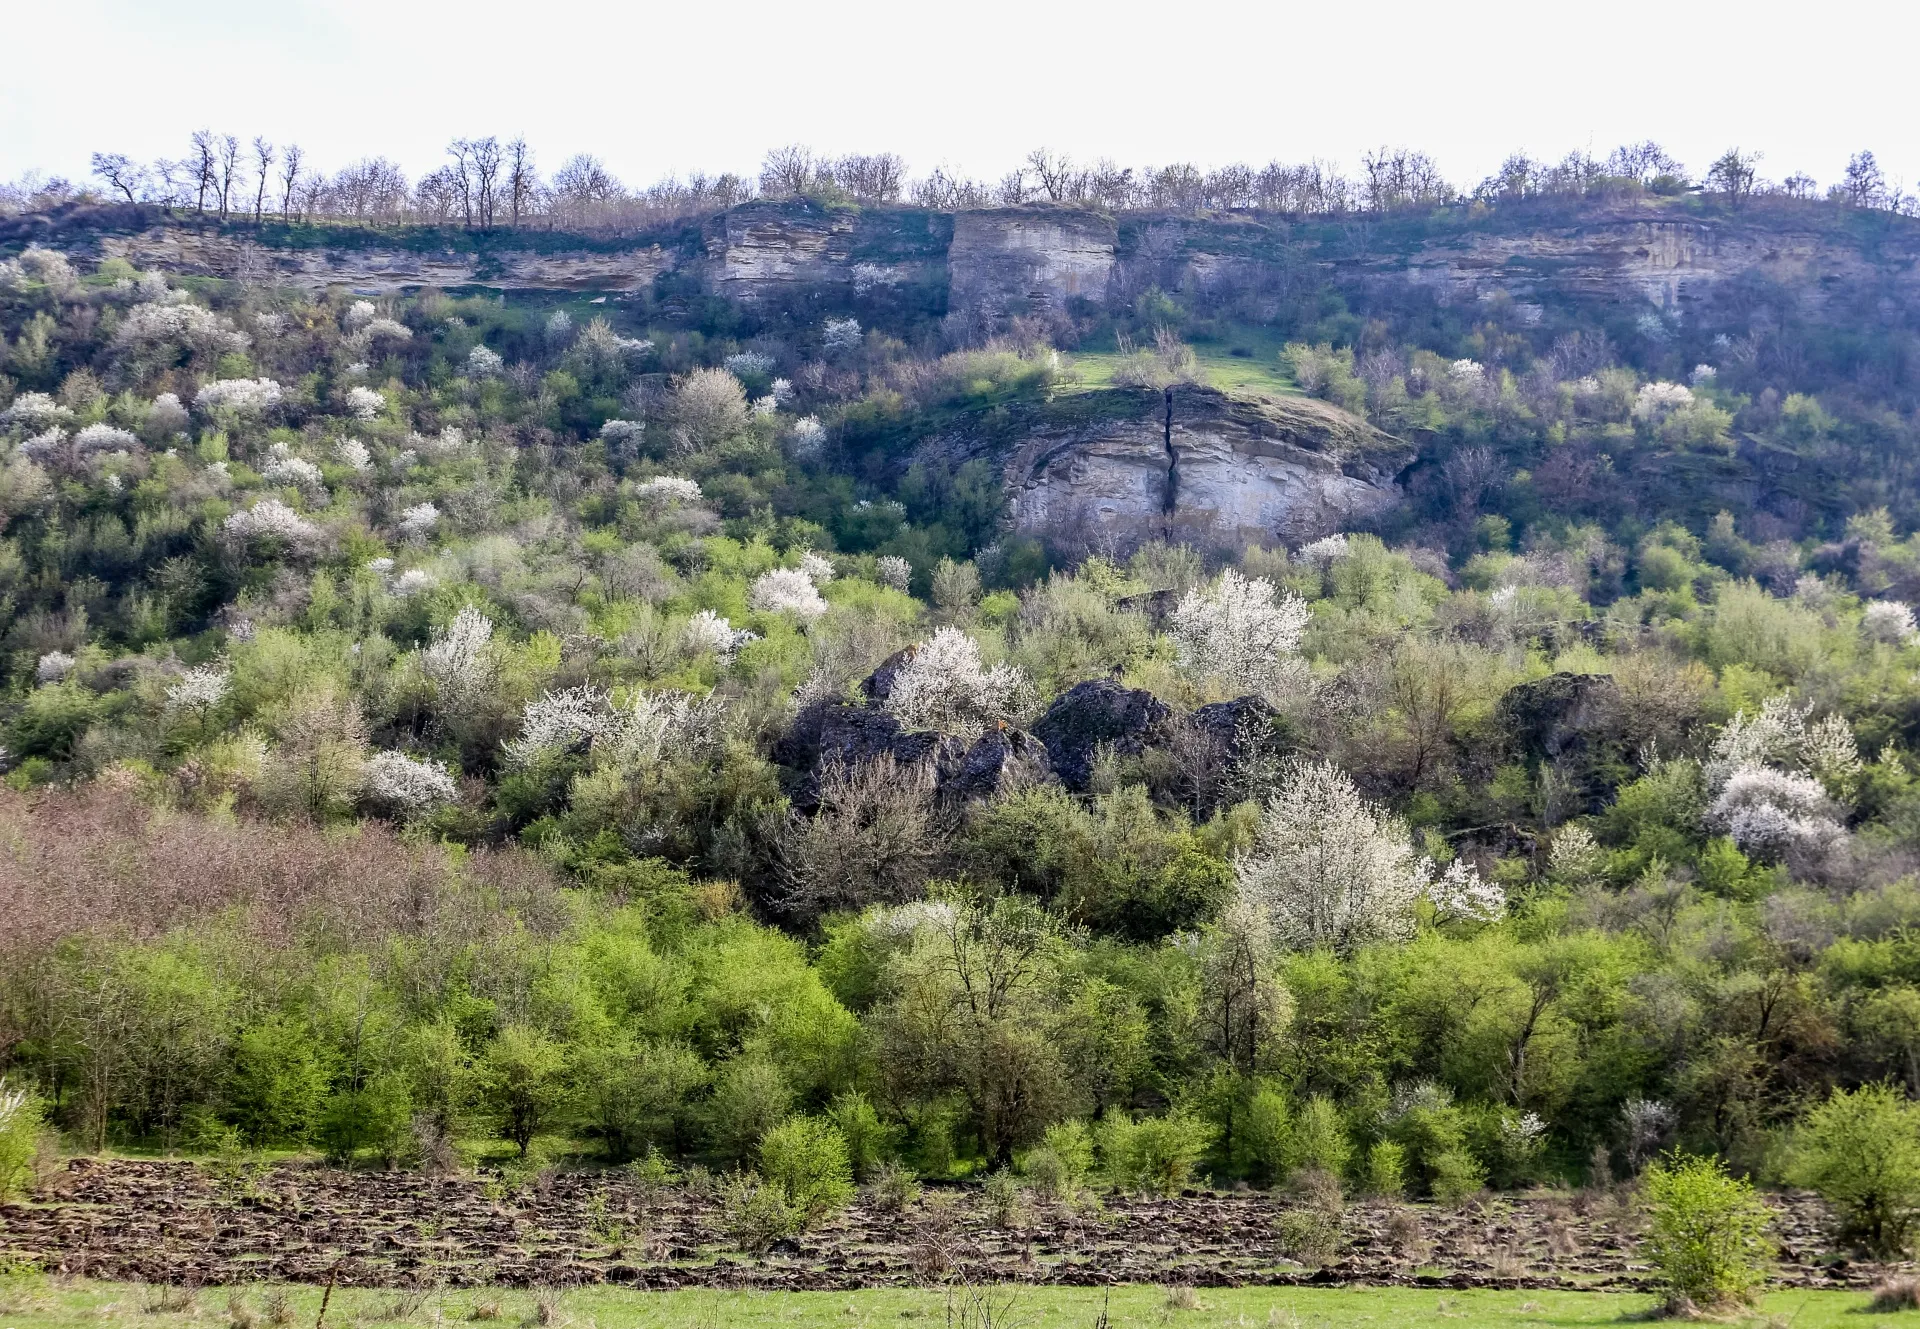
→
(1031, 679, 1174, 792)
(1496, 672, 1628, 816)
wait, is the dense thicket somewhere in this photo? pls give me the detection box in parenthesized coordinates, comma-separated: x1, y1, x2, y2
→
(5, 196, 1920, 1217)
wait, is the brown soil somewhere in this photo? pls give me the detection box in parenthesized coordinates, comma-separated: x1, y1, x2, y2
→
(0, 1158, 1891, 1292)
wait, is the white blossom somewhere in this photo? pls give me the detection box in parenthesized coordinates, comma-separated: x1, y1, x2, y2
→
(1449, 359, 1484, 382)
(34, 651, 75, 683)
(1427, 857, 1506, 923)
(1863, 600, 1919, 645)
(393, 568, 436, 596)
(799, 551, 836, 586)
(222, 497, 318, 547)
(335, 438, 372, 472)
(1633, 381, 1694, 420)
(416, 426, 468, 460)
(596, 688, 724, 773)
(683, 608, 753, 657)
(367, 557, 395, 575)
(344, 362, 370, 378)
(751, 395, 778, 417)
(196, 378, 284, 415)
(466, 345, 504, 377)
(343, 300, 378, 331)
(2, 392, 71, 430)
(634, 475, 702, 504)
(1548, 824, 1604, 884)
(545, 310, 574, 344)
(787, 415, 827, 459)
(770, 377, 795, 406)
(1170, 569, 1312, 699)
(1235, 759, 1429, 952)
(1709, 763, 1844, 859)
(1689, 364, 1718, 385)
(73, 423, 139, 454)
(397, 502, 441, 540)
(1293, 534, 1350, 568)
(345, 385, 385, 420)
(1705, 695, 1861, 796)
(166, 664, 230, 714)
(18, 428, 66, 460)
(724, 351, 775, 378)
(822, 317, 863, 352)
(748, 567, 830, 621)
(421, 606, 495, 709)
(851, 263, 898, 294)
(363, 317, 412, 344)
(363, 749, 458, 816)
(114, 301, 247, 357)
(260, 443, 324, 491)
(503, 685, 614, 766)
(147, 393, 189, 434)
(883, 627, 1030, 735)
(876, 555, 913, 592)
(599, 420, 644, 447)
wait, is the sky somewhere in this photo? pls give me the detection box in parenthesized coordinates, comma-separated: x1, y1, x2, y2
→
(4, 0, 1915, 196)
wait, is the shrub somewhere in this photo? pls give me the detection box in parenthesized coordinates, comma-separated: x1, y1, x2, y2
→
(227, 1018, 330, 1146)
(825, 1090, 892, 1180)
(1276, 1208, 1342, 1266)
(717, 1169, 800, 1254)
(315, 1073, 411, 1165)
(1238, 1085, 1290, 1183)
(1022, 1119, 1093, 1200)
(1640, 1155, 1773, 1311)
(1786, 1082, 1920, 1257)
(1364, 1141, 1407, 1197)
(1286, 1095, 1351, 1178)
(1099, 1109, 1214, 1196)
(984, 1167, 1026, 1227)
(0, 1079, 43, 1200)
(480, 1025, 568, 1158)
(705, 1057, 793, 1163)
(757, 1115, 854, 1226)
(1428, 1149, 1488, 1205)
(867, 1159, 921, 1214)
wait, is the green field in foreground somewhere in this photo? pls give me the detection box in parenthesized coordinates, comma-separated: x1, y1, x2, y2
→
(0, 1280, 1896, 1329)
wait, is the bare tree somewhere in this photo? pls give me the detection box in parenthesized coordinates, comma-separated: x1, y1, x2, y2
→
(1706, 148, 1760, 207)
(1025, 147, 1076, 202)
(1842, 151, 1887, 209)
(250, 138, 274, 222)
(759, 144, 817, 198)
(506, 136, 537, 226)
(89, 153, 143, 204)
(189, 130, 217, 210)
(470, 136, 501, 225)
(447, 138, 475, 225)
(832, 153, 907, 203)
(779, 755, 944, 921)
(216, 134, 241, 217)
(279, 143, 304, 219)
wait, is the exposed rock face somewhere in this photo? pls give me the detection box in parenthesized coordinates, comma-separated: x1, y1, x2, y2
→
(948, 210, 1117, 321)
(702, 201, 950, 305)
(1030, 680, 1174, 793)
(91, 226, 678, 293)
(925, 385, 1412, 550)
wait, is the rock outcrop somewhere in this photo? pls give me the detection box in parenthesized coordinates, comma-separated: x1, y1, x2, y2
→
(1030, 680, 1174, 792)
(922, 385, 1413, 550)
(1497, 672, 1629, 817)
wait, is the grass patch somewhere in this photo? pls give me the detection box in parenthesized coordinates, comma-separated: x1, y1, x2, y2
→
(0, 1279, 1882, 1329)
(1064, 324, 1298, 398)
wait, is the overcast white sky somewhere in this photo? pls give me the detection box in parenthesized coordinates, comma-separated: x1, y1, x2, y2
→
(4, 0, 1913, 195)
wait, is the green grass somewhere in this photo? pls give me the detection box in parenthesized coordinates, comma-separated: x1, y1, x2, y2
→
(0, 1279, 1891, 1329)
(1064, 325, 1298, 399)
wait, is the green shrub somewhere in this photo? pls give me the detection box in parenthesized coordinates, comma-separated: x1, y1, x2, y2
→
(1428, 1148, 1487, 1205)
(479, 1024, 568, 1158)
(705, 1057, 793, 1164)
(1286, 1095, 1351, 1178)
(0, 1079, 43, 1201)
(227, 1018, 330, 1146)
(867, 1159, 921, 1213)
(756, 1115, 854, 1225)
(717, 1169, 800, 1254)
(1364, 1141, 1407, 1198)
(1239, 1086, 1291, 1183)
(1787, 1082, 1920, 1258)
(983, 1167, 1026, 1227)
(1099, 1109, 1214, 1196)
(1022, 1118, 1094, 1200)
(315, 1073, 411, 1165)
(1640, 1155, 1773, 1310)
(825, 1090, 891, 1181)
(1275, 1208, 1342, 1267)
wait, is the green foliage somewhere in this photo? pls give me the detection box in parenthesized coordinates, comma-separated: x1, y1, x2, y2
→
(1098, 1109, 1215, 1196)
(481, 1025, 568, 1158)
(0, 1079, 43, 1200)
(227, 1019, 330, 1146)
(315, 1074, 411, 1165)
(716, 1169, 801, 1254)
(1640, 1155, 1773, 1310)
(756, 1115, 854, 1225)
(1787, 1083, 1920, 1258)
(1363, 1141, 1407, 1198)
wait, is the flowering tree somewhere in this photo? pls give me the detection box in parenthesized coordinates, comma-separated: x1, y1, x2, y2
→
(876, 556, 913, 592)
(165, 664, 230, 719)
(1170, 569, 1311, 699)
(335, 438, 372, 472)
(749, 567, 829, 621)
(1236, 759, 1430, 951)
(883, 627, 1030, 735)
(35, 651, 75, 684)
(799, 551, 835, 585)
(670, 368, 748, 454)
(397, 502, 440, 540)
(196, 378, 283, 414)
(788, 416, 827, 459)
(363, 750, 458, 817)
(466, 345, 503, 377)
(345, 385, 385, 420)
(420, 606, 495, 712)
(222, 498, 318, 550)
(633, 475, 701, 504)
(260, 443, 324, 492)
(822, 318, 862, 352)
(1863, 600, 1919, 645)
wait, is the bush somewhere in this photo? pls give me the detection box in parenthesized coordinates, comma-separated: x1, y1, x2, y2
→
(1640, 1155, 1773, 1311)
(1238, 1086, 1290, 1183)
(1364, 1141, 1407, 1197)
(1428, 1148, 1487, 1205)
(1787, 1082, 1920, 1258)
(717, 1169, 801, 1254)
(0, 1079, 43, 1200)
(1099, 1109, 1214, 1196)
(1276, 1208, 1342, 1266)
(706, 1057, 793, 1164)
(1286, 1095, 1351, 1178)
(826, 1090, 892, 1181)
(315, 1073, 411, 1165)
(480, 1024, 568, 1158)
(1022, 1119, 1094, 1200)
(757, 1115, 854, 1226)
(227, 1019, 330, 1146)
(867, 1159, 921, 1213)
(983, 1167, 1026, 1227)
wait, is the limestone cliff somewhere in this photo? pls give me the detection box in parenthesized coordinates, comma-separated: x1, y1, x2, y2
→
(922, 386, 1412, 549)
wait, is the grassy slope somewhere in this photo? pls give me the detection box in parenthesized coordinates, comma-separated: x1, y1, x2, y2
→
(0, 1281, 1885, 1329)
(1065, 324, 1299, 398)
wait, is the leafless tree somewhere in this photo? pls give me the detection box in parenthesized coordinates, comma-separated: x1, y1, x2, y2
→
(506, 136, 537, 225)
(832, 153, 908, 203)
(1025, 148, 1076, 202)
(1842, 150, 1886, 209)
(760, 144, 817, 198)
(216, 134, 241, 217)
(89, 153, 142, 204)
(1706, 148, 1761, 207)
(250, 138, 274, 222)
(189, 130, 217, 210)
(779, 755, 945, 921)
(279, 143, 304, 219)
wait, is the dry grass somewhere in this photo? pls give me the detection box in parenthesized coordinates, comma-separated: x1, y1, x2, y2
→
(1871, 1276, 1920, 1311)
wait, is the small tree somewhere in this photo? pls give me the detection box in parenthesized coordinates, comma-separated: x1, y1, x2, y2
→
(1787, 1083, 1920, 1257)
(757, 1115, 855, 1226)
(1640, 1155, 1773, 1311)
(481, 1025, 567, 1158)
(0, 1078, 44, 1200)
